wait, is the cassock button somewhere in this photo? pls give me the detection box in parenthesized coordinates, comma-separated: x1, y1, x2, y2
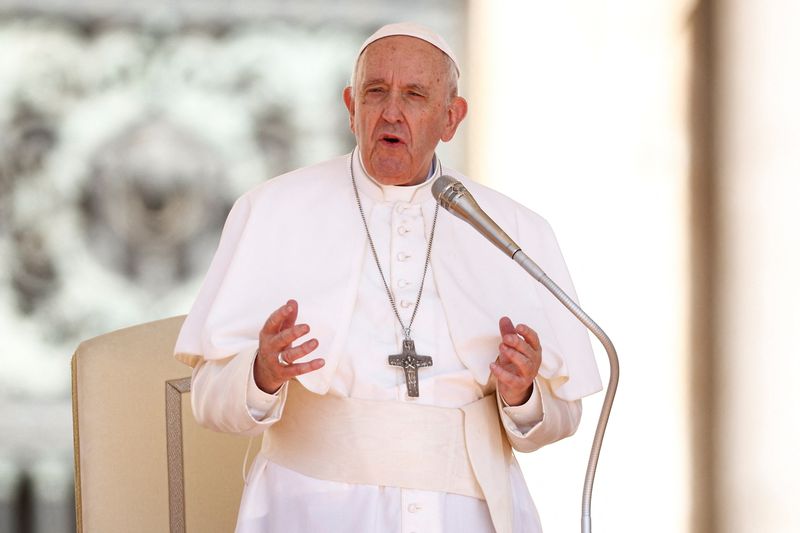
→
(407, 503, 422, 513)
(397, 252, 410, 262)
(398, 226, 410, 235)
(398, 279, 410, 288)
(400, 300, 413, 308)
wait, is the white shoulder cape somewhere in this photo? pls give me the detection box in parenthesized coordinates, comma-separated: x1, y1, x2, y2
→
(174, 154, 602, 401)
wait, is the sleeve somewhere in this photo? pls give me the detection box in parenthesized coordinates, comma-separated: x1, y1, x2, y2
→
(190, 346, 289, 437)
(174, 195, 254, 367)
(522, 214, 602, 400)
(497, 382, 544, 434)
(497, 376, 582, 453)
(246, 363, 288, 420)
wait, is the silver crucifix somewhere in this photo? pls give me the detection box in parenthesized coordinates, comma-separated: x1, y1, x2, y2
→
(388, 339, 433, 398)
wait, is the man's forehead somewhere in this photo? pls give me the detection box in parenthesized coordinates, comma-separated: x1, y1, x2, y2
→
(360, 36, 448, 67)
(354, 36, 456, 90)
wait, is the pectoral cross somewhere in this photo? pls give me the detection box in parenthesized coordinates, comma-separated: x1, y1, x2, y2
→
(388, 339, 433, 398)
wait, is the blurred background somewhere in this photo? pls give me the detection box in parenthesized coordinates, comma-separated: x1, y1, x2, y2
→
(0, 0, 797, 532)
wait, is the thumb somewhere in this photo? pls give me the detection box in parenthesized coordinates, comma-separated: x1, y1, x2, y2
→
(498, 316, 516, 338)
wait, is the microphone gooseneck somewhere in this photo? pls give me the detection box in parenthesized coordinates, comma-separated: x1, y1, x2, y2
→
(432, 175, 620, 533)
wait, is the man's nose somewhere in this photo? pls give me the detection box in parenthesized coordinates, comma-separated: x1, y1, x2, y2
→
(381, 92, 404, 122)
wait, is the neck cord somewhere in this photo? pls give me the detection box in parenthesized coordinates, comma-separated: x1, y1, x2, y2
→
(349, 149, 440, 340)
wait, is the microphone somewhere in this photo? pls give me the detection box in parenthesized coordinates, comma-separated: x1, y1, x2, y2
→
(431, 175, 619, 533)
(431, 175, 522, 259)
(431, 175, 547, 281)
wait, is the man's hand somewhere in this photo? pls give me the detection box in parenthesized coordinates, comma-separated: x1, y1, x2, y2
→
(490, 316, 542, 406)
(253, 299, 324, 394)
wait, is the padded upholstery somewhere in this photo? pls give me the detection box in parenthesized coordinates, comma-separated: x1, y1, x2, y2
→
(71, 316, 251, 532)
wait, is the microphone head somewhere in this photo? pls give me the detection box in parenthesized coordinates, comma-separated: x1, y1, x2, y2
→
(432, 175, 467, 210)
(432, 175, 459, 199)
(431, 174, 521, 258)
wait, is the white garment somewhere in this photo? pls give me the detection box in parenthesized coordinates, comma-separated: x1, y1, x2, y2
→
(180, 152, 601, 533)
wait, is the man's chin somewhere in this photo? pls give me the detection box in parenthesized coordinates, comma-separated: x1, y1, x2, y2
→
(366, 157, 420, 186)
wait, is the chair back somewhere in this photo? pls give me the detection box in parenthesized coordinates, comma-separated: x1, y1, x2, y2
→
(72, 316, 251, 532)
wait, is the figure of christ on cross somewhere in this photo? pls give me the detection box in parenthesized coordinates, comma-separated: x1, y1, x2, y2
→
(388, 339, 433, 397)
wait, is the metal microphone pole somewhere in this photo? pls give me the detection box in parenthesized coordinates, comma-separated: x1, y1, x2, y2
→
(432, 176, 619, 533)
(512, 251, 619, 533)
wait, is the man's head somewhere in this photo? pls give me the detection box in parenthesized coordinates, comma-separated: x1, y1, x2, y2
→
(343, 24, 468, 186)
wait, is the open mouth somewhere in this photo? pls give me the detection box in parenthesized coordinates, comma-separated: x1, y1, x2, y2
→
(380, 134, 404, 145)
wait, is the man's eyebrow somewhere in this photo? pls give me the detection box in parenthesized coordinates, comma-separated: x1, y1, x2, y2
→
(360, 79, 430, 94)
(361, 78, 387, 87)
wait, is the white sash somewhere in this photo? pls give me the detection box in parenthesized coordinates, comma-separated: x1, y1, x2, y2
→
(261, 381, 514, 533)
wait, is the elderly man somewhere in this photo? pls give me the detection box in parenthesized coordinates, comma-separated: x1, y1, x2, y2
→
(175, 22, 601, 533)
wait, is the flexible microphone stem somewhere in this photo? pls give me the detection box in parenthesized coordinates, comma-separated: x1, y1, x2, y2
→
(513, 251, 619, 533)
(432, 176, 619, 533)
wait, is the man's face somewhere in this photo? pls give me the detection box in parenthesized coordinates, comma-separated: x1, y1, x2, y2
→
(343, 36, 468, 186)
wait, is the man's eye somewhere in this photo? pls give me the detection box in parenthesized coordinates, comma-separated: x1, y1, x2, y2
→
(366, 87, 385, 94)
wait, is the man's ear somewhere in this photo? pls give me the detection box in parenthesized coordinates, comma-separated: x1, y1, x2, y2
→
(343, 86, 355, 133)
(441, 96, 468, 142)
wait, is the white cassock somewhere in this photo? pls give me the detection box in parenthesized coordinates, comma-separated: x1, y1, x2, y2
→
(175, 151, 602, 533)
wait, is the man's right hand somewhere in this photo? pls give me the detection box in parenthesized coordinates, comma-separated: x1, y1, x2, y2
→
(253, 299, 324, 394)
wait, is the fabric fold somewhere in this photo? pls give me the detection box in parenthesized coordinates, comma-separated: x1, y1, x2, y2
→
(174, 153, 601, 401)
(260, 381, 514, 533)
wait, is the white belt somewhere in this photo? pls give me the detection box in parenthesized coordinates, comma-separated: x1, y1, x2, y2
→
(261, 381, 513, 533)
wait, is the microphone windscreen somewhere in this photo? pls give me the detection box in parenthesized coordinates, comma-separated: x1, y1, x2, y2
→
(431, 175, 460, 202)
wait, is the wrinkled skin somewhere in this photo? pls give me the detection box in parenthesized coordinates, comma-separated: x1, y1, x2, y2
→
(343, 35, 467, 186)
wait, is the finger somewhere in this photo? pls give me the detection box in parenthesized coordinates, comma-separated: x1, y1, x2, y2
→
(278, 358, 326, 378)
(496, 338, 527, 367)
(280, 299, 299, 331)
(502, 327, 540, 357)
(262, 323, 310, 352)
(494, 355, 518, 377)
(280, 338, 319, 364)
(496, 348, 519, 368)
(261, 301, 297, 336)
(515, 323, 541, 352)
(499, 343, 537, 379)
(501, 334, 535, 363)
(490, 362, 529, 389)
(498, 316, 516, 337)
(501, 332, 542, 377)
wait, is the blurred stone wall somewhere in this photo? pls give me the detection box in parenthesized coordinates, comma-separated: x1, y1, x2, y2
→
(0, 1, 465, 531)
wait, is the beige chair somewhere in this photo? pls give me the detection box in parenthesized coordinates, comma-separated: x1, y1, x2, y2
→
(71, 316, 252, 532)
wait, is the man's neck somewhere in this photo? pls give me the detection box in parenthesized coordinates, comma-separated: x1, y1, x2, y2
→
(357, 151, 437, 189)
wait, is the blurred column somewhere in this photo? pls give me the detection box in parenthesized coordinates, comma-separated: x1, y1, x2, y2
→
(467, 1, 692, 532)
(29, 457, 73, 533)
(0, 459, 22, 533)
(716, 1, 800, 532)
(687, 1, 718, 532)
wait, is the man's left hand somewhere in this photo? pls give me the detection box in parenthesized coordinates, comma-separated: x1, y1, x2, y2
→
(490, 316, 542, 406)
